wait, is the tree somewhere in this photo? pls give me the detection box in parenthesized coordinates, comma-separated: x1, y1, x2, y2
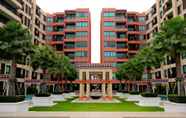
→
(0, 21, 33, 96)
(152, 16, 186, 96)
(117, 57, 144, 92)
(31, 45, 56, 93)
(48, 54, 77, 92)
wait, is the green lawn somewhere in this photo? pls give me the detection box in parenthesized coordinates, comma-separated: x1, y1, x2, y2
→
(29, 98, 164, 112)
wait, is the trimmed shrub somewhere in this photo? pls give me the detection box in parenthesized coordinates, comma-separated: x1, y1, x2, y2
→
(141, 92, 158, 97)
(34, 93, 51, 97)
(27, 86, 38, 95)
(52, 92, 63, 95)
(0, 96, 25, 103)
(129, 91, 140, 95)
(168, 95, 186, 103)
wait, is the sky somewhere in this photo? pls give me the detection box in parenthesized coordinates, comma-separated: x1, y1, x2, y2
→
(36, 0, 155, 63)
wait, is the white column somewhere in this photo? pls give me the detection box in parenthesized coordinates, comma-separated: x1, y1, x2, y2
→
(102, 71, 106, 97)
(86, 71, 90, 97)
(166, 83, 169, 96)
(108, 70, 112, 97)
(79, 70, 84, 97)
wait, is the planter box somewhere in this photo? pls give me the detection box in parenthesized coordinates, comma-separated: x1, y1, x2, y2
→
(115, 93, 129, 99)
(51, 94, 66, 101)
(138, 97, 161, 106)
(126, 95, 141, 101)
(0, 101, 29, 112)
(164, 101, 186, 112)
(32, 96, 54, 106)
(63, 93, 74, 99)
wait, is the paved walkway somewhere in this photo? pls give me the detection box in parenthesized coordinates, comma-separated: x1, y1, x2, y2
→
(0, 112, 186, 118)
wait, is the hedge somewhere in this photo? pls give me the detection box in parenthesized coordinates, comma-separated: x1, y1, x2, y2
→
(168, 95, 186, 103)
(52, 92, 62, 95)
(0, 96, 25, 103)
(34, 93, 51, 97)
(129, 91, 140, 95)
(141, 92, 158, 97)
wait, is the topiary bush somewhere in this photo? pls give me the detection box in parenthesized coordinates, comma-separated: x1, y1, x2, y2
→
(129, 91, 140, 95)
(168, 95, 186, 103)
(0, 96, 25, 103)
(34, 93, 51, 97)
(141, 92, 158, 97)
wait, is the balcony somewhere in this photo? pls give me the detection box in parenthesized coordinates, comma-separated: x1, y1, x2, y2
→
(65, 33, 76, 39)
(64, 42, 75, 49)
(116, 52, 128, 59)
(53, 35, 64, 41)
(65, 52, 75, 59)
(116, 42, 127, 49)
(53, 26, 64, 32)
(0, 0, 20, 21)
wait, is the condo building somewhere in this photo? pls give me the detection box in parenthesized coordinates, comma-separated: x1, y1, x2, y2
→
(100, 8, 146, 76)
(46, 9, 91, 64)
(0, 0, 47, 95)
(145, 0, 186, 91)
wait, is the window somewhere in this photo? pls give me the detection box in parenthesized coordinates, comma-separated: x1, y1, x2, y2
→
(117, 42, 127, 48)
(46, 26, 53, 32)
(116, 32, 126, 38)
(76, 22, 88, 27)
(75, 41, 87, 48)
(116, 52, 128, 58)
(104, 31, 116, 38)
(139, 26, 145, 31)
(103, 12, 115, 17)
(46, 35, 52, 40)
(104, 22, 114, 27)
(182, 52, 186, 59)
(75, 51, 87, 57)
(183, 65, 186, 74)
(47, 17, 53, 23)
(139, 35, 145, 40)
(76, 31, 88, 37)
(104, 41, 116, 48)
(104, 51, 116, 57)
(138, 16, 145, 22)
(65, 33, 75, 39)
(76, 12, 88, 18)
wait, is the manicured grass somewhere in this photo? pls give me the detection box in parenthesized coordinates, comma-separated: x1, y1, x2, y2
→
(29, 97, 164, 112)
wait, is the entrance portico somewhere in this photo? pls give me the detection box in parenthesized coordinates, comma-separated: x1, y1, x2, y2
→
(76, 64, 112, 100)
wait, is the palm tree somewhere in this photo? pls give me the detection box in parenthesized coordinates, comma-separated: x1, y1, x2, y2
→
(31, 45, 56, 93)
(152, 16, 186, 96)
(48, 55, 68, 92)
(0, 21, 33, 96)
